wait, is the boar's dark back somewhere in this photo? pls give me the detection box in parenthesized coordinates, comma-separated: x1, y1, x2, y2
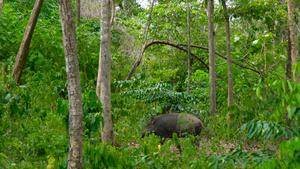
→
(141, 113, 202, 138)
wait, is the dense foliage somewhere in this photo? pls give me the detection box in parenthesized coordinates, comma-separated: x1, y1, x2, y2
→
(1, 0, 300, 168)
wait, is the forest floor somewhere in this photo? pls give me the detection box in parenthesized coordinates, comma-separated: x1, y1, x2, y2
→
(127, 137, 277, 155)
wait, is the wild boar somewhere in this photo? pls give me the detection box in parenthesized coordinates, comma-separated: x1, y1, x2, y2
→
(141, 113, 202, 146)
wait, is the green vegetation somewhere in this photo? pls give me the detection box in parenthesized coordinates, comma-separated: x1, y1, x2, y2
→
(1, 0, 300, 168)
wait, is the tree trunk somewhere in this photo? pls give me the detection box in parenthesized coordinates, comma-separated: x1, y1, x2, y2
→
(287, 0, 297, 81)
(23, 0, 26, 17)
(96, 52, 101, 98)
(298, 8, 300, 63)
(285, 26, 292, 125)
(207, 0, 216, 116)
(126, 0, 155, 80)
(126, 45, 146, 80)
(99, 0, 117, 146)
(263, 25, 267, 71)
(222, 0, 233, 123)
(11, 0, 43, 84)
(286, 28, 292, 79)
(186, 0, 191, 95)
(0, 0, 4, 18)
(58, 0, 83, 168)
(76, 0, 80, 26)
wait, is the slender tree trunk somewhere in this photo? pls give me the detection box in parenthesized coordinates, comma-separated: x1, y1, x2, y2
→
(99, 0, 117, 146)
(96, 52, 101, 98)
(287, 28, 292, 79)
(263, 25, 267, 71)
(222, 0, 233, 123)
(110, 0, 115, 25)
(122, 0, 127, 11)
(298, 8, 300, 62)
(186, 0, 191, 95)
(287, 0, 297, 81)
(285, 27, 292, 125)
(126, 0, 155, 80)
(58, 0, 83, 168)
(207, 0, 216, 116)
(126, 44, 147, 80)
(11, 0, 43, 84)
(23, 0, 26, 16)
(0, 0, 4, 18)
(76, 0, 80, 26)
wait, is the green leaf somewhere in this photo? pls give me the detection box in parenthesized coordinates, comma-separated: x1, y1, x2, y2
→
(287, 105, 292, 120)
(293, 137, 300, 151)
(241, 124, 247, 132)
(279, 142, 286, 159)
(155, 106, 162, 113)
(249, 129, 257, 139)
(256, 87, 263, 100)
(296, 94, 300, 105)
(234, 36, 240, 42)
(100, 144, 105, 156)
(296, 62, 300, 76)
(248, 123, 257, 138)
(287, 80, 293, 93)
(57, 98, 69, 117)
(266, 128, 273, 139)
(252, 39, 259, 45)
(3, 93, 12, 103)
(91, 115, 96, 124)
(282, 81, 286, 94)
(285, 141, 294, 158)
(286, 129, 293, 138)
(172, 133, 180, 147)
(0, 153, 12, 168)
(88, 90, 99, 109)
(273, 110, 280, 122)
(256, 121, 262, 131)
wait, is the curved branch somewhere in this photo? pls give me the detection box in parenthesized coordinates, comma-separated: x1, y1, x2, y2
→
(126, 40, 267, 80)
(126, 41, 209, 80)
(125, 0, 155, 80)
(177, 43, 267, 77)
(145, 40, 209, 69)
(144, 41, 228, 89)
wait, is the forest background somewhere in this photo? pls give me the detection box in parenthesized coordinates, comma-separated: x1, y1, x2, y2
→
(0, 0, 300, 168)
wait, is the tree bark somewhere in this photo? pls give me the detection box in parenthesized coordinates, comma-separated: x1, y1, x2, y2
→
(221, 0, 234, 123)
(0, 0, 4, 18)
(207, 0, 216, 116)
(285, 26, 292, 125)
(11, 0, 43, 84)
(96, 52, 101, 98)
(110, 0, 115, 25)
(286, 28, 292, 79)
(186, 0, 191, 95)
(287, 0, 297, 81)
(58, 0, 83, 168)
(76, 0, 80, 26)
(99, 0, 117, 146)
